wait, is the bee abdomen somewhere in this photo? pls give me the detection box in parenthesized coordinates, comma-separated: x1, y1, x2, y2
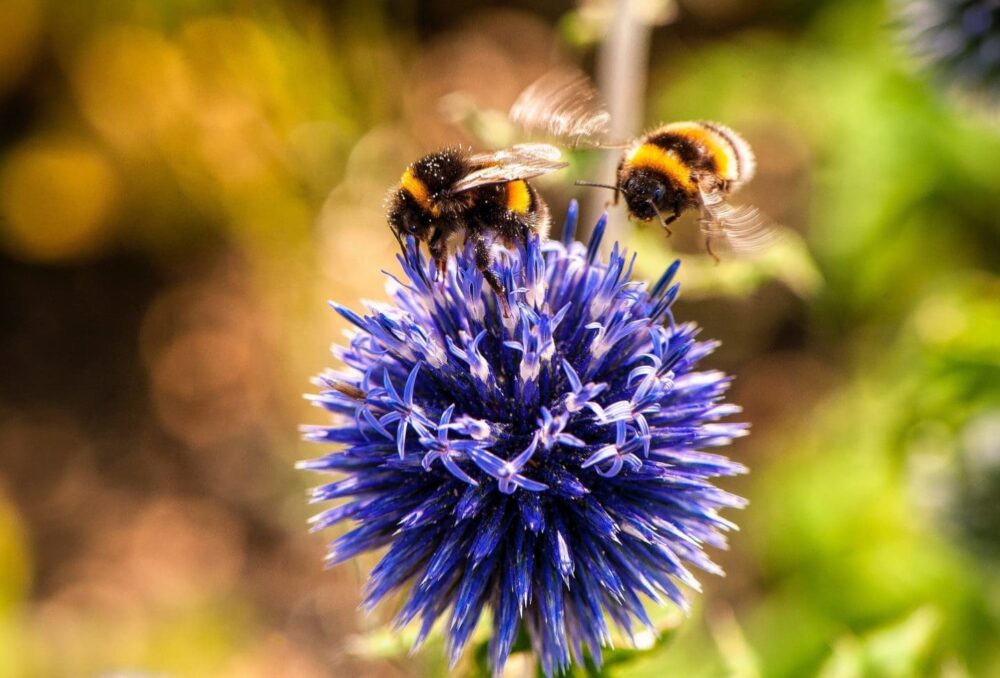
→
(655, 121, 755, 187)
(506, 180, 532, 215)
(526, 182, 550, 241)
(698, 121, 756, 185)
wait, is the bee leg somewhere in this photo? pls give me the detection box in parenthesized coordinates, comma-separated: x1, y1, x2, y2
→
(474, 237, 510, 317)
(657, 212, 677, 238)
(651, 204, 678, 237)
(429, 228, 448, 283)
(666, 212, 679, 236)
(704, 234, 721, 264)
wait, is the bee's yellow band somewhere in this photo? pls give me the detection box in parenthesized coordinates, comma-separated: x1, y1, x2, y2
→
(506, 180, 531, 215)
(665, 123, 733, 180)
(626, 144, 696, 192)
(401, 168, 441, 217)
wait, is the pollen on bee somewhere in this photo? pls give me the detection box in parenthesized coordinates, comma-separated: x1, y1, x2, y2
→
(401, 167, 434, 213)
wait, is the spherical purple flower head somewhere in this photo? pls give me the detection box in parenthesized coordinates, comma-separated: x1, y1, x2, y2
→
(896, 0, 1000, 101)
(300, 201, 748, 676)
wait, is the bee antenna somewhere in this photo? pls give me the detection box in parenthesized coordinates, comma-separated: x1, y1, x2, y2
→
(390, 225, 408, 259)
(575, 180, 620, 193)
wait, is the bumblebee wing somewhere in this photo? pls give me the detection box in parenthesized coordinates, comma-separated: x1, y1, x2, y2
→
(509, 69, 612, 145)
(467, 142, 563, 165)
(451, 144, 568, 194)
(698, 186, 780, 256)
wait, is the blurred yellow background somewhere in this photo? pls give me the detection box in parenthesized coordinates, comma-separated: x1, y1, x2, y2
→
(2, 0, 1000, 676)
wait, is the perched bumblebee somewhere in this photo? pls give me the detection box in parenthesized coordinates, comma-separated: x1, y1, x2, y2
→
(510, 70, 775, 258)
(386, 144, 566, 312)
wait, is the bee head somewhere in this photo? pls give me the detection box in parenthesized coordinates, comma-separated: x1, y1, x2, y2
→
(387, 190, 434, 244)
(621, 170, 680, 222)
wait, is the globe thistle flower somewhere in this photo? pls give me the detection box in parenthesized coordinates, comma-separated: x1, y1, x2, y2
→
(300, 202, 748, 676)
(895, 0, 1000, 101)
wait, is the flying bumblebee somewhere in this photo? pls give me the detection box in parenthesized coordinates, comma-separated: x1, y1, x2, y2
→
(386, 143, 566, 314)
(510, 70, 775, 259)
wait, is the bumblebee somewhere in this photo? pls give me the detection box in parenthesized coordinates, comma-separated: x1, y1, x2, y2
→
(510, 70, 774, 258)
(612, 121, 768, 259)
(386, 144, 566, 313)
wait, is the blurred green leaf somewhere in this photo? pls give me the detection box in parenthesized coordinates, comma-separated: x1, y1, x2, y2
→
(629, 224, 822, 299)
(817, 607, 941, 678)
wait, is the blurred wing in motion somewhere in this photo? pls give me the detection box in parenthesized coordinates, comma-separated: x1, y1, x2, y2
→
(451, 144, 568, 193)
(468, 142, 563, 165)
(509, 69, 611, 144)
(698, 186, 780, 256)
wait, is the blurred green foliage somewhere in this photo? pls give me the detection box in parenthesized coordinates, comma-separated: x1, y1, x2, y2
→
(3, 0, 1000, 676)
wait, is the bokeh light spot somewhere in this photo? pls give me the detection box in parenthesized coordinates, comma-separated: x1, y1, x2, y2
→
(0, 137, 119, 262)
